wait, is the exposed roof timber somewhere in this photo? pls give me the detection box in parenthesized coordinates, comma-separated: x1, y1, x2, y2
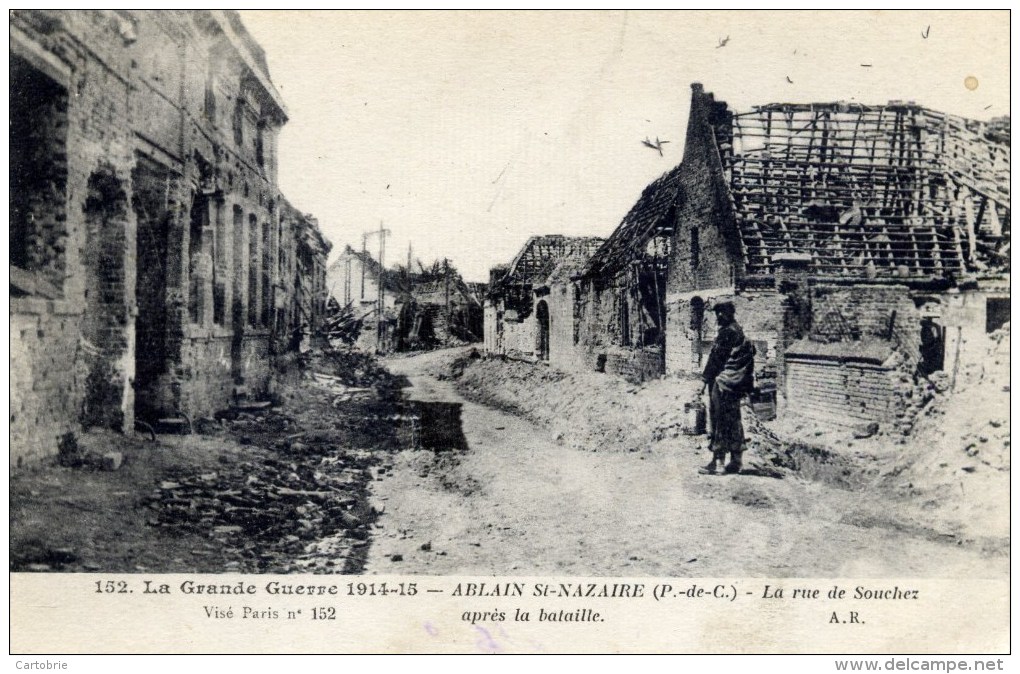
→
(721, 97, 1009, 279)
(503, 235, 605, 285)
(583, 165, 682, 276)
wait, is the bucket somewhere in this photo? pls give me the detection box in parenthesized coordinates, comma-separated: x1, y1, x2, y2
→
(683, 400, 707, 435)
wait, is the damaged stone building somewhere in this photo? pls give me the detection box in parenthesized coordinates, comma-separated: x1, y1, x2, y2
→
(484, 235, 604, 365)
(324, 244, 400, 351)
(662, 83, 1010, 427)
(396, 277, 484, 350)
(574, 170, 679, 381)
(278, 200, 332, 344)
(10, 10, 331, 466)
(567, 83, 1008, 428)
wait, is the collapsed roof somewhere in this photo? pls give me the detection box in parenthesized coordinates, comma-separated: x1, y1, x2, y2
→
(714, 93, 1010, 281)
(494, 235, 605, 290)
(583, 165, 683, 278)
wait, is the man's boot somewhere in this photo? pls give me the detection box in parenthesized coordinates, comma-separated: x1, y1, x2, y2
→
(724, 451, 743, 474)
(700, 450, 726, 475)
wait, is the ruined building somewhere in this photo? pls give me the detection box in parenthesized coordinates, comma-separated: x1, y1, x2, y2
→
(278, 200, 332, 343)
(663, 84, 1009, 427)
(574, 170, 679, 381)
(485, 235, 604, 364)
(10, 10, 331, 466)
(567, 83, 1008, 427)
(325, 244, 400, 350)
(397, 276, 483, 350)
(326, 248, 482, 353)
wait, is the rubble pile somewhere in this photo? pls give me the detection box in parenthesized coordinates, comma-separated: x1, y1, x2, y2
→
(911, 322, 1011, 472)
(144, 443, 384, 573)
(143, 347, 409, 573)
(324, 303, 363, 346)
(305, 348, 404, 398)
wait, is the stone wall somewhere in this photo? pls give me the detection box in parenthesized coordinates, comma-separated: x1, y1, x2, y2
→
(667, 84, 741, 298)
(786, 358, 904, 427)
(11, 11, 137, 465)
(665, 290, 784, 377)
(545, 281, 584, 371)
(10, 11, 329, 466)
(808, 284, 921, 364)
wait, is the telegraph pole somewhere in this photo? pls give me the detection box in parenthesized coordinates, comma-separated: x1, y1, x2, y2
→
(378, 221, 386, 349)
(362, 222, 390, 352)
(360, 234, 367, 300)
(444, 257, 450, 340)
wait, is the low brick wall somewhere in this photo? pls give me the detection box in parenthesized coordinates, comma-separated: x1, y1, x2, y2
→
(786, 357, 903, 427)
(602, 347, 665, 384)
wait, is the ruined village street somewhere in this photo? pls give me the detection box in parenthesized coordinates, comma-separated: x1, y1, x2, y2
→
(362, 349, 1006, 578)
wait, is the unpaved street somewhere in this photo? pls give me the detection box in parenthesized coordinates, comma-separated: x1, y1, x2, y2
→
(364, 350, 1006, 578)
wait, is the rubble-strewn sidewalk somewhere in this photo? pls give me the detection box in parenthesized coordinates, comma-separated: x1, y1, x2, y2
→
(10, 349, 407, 574)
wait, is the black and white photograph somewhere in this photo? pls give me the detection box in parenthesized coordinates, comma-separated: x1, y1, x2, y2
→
(8, 9, 1010, 655)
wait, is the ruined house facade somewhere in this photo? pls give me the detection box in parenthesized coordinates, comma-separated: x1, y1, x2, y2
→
(397, 278, 483, 350)
(663, 84, 1009, 427)
(485, 235, 604, 365)
(279, 200, 331, 341)
(326, 244, 399, 320)
(10, 10, 330, 466)
(574, 171, 678, 381)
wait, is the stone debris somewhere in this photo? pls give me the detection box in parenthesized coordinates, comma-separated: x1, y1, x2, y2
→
(142, 348, 407, 573)
(100, 452, 123, 471)
(144, 434, 383, 573)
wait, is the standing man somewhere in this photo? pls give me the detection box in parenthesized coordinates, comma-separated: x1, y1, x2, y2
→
(699, 301, 755, 475)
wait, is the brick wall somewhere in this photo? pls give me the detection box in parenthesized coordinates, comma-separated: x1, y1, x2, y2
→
(809, 284, 921, 363)
(10, 306, 84, 467)
(10, 11, 329, 466)
(786, 358, 904, 427)
(11, 11, 136, 466)
(667, 84, 741, 298)
(663, 84, 747, 376)
(174, 334, 272, 418)
(665, 291, 783, 377)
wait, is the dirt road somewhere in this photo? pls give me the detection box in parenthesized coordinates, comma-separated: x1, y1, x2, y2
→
(365, 349, 1006, 578)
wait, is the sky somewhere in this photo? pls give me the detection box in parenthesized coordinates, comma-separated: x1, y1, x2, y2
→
(239, 10, 1009, 282)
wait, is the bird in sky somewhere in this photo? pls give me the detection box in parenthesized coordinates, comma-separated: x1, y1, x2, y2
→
(641, 136, 670, 156)
(717, 35, 730, 48)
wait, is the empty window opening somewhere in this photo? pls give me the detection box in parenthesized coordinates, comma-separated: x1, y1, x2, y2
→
(231, 205, 245, 323)
(230, 205, 246, 382)
(203, 61, 216, 121)
(248, 214, 259, 327)
(620, 296, 631, 347)
(81, 167, 129, 430)
(10, 52, 69, 294)
(917, 318, 945, 377)
(188, 193, 208, 324)
(261, 220, 272, 327)
(690, 226, 700, 270)
(636, 269, 667, 347)
(986, 297, 1010, 333)
(233, 99, 244, 146)
(256, 121, 265, 168)
(132, 155, 172, 421)
(536, 300, 550, 361)
(212, 199, 227, 325)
